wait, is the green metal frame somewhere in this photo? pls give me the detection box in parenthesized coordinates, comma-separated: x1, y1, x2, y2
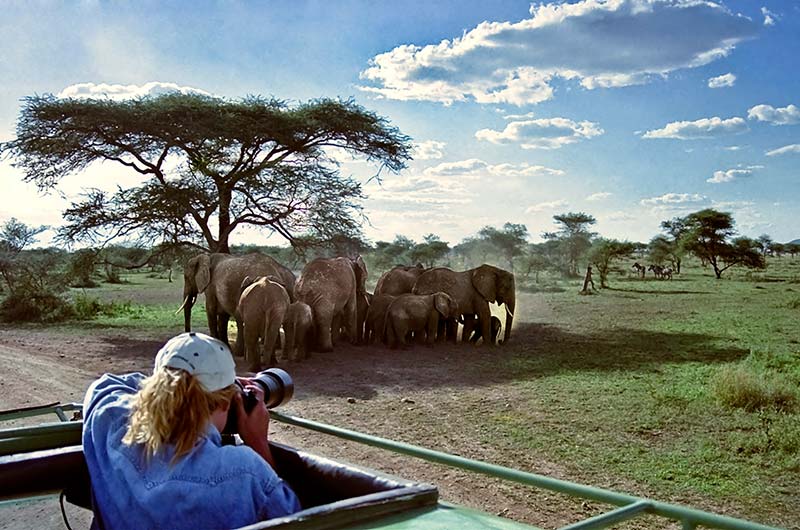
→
(0, 404, 784, 530)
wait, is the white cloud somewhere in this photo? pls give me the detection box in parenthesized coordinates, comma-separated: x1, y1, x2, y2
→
(766, 144, 800, 156)
(58, 81, 211, 100)
(413, 140, 446, 160)
(475, 117, 603, 149)
(423, 158, 564, 179)
(747, 104, 800, 125)
(642, 116, 747, 140)
(525, 199, 568, 214)
(359, 0, 758, 105)
(605, 211, 636, 222)
(707, 167, 754, 184)
(640, 193, 708, 209)
(503, 112, 536, 121)
(723, 145, 743, 151)
(586, 192, 612, 201)
(708, 73, 736, 88)
(761, 7, 777, 26)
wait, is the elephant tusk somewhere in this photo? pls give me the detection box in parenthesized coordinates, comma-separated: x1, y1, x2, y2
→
(175, 295, 192, 315)
(505, 305, 514, 318)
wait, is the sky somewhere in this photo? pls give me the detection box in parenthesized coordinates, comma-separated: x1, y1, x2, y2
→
(1, 0, 798, 248)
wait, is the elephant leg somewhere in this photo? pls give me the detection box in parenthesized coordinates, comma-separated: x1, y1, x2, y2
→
(461, 315, 477, 342)
(314, 300, 335, 353)
(245, 322, 261, 372)
(446, 317, 458, 343)
(216, 313, 230, 347)
(263, 317, 281, 367)
(343, 298, 358, 346)
(425, 315, 438, 345)
(477, 304, 493, 346)
(331, 313, 343, 344)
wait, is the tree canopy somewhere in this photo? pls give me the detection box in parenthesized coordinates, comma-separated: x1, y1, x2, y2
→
(1, 93, 412, 253)
(543, 212, 597, 276)
(589, 238, 635, 288)
(680, 209, 764, 278)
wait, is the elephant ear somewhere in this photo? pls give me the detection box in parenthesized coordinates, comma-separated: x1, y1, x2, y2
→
(471, 265, 497, 303)
(195, 254, 211, 294)
(434, 292, 453, 317)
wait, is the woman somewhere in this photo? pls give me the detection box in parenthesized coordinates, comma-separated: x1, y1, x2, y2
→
(82, 332, 300, 530)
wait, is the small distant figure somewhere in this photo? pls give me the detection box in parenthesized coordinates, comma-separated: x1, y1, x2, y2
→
(631, 262, 646, 279)
(581, 265, 597, 293)
(661, 267, 673, 280)
(648, 264, 664, 280)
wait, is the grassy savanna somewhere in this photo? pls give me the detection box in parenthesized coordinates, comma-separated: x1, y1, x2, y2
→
(7, 256, 798, 528)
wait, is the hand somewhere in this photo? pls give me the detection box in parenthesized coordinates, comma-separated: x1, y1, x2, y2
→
(234, 385, 275, 467)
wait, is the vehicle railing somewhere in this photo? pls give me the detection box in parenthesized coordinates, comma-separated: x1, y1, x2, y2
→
(0, 404, 784, 530)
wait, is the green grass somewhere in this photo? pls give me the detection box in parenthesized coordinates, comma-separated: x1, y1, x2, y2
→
(478, 256, 800, 523)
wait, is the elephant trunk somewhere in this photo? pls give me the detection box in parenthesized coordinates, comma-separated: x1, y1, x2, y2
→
(503, 292, 515, 343)
(182, 292, 197, 332)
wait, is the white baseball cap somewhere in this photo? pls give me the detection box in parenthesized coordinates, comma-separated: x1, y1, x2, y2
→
(154, 332, 236, 392)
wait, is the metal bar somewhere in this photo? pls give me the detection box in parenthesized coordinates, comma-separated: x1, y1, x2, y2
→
(559, 500, 651, 530)
(0, 421, 82, 456)
(0, 403, 80, 422)
(271, 411, 783, 530)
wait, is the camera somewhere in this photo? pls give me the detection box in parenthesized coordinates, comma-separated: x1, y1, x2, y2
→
(223, 368, 293, 434)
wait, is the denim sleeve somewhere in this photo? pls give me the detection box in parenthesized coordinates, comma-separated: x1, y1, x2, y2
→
(83, 372, 146, 418)
(257, 476, 302, 519)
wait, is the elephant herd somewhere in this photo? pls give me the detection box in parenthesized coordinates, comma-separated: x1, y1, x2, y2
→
(180, 252, 516, 371)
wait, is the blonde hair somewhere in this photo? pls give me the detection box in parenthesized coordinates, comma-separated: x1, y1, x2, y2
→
(122, 367, 237, 464)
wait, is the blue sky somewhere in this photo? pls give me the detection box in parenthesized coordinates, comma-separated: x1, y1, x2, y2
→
(1, 0, 798, 247)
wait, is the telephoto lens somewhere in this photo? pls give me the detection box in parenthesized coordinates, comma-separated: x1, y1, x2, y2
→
(223, 368, 294, 436)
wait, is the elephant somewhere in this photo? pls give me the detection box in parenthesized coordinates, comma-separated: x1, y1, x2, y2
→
(179, 252, 296, 355)
(384, 292, 459, 348)
(283, 301, 314, 361)
(412, 264, 515, 345)
(364, 294, 396, 344)
(374, 264, 426, 295)
(237, 276, 290, 371)
(294, 256, 368, 352)
(462, 315, 502, 344)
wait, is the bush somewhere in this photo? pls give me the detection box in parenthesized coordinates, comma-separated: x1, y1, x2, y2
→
(0, 291, 75, 323)
(72, 294, 135, 320)
(712, 364, 797, 413)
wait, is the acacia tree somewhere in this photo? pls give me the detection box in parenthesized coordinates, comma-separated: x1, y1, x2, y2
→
(543, 212, 597, 276)
(478, 222, 529, 272)
(1, 93, 411, 253)
(589, 239, 635, 288)
(659, 217, 689, 273)
(411, 234, 450, 268)
(680, 209, 764, 279)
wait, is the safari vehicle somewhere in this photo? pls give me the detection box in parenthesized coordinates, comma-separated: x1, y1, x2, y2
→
(0, 402, 783, 530)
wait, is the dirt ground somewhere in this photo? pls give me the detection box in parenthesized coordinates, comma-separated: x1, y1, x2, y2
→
(0, 316, 716, 530)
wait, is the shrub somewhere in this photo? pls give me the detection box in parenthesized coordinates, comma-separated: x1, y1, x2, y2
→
(0, 291, 74, 323)
(72, 293, 135, 320)
(712, 364, 797, 413)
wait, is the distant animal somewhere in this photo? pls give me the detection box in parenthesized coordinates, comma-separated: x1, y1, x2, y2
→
(661, 267, 673, 280)
(631, 262, 646, 279)
(237, 275, 290, 370)
(648, 264, 664, 279)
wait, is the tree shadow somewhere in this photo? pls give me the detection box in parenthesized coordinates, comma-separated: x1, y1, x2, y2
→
(272, 322, 748, 401)
(605, 287, 712, 295)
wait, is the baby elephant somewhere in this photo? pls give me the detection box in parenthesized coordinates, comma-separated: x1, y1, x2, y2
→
(463, 315, 502, 344)
(385, 292, 458, 348)
(238, 275, 290, 371)
(283, 301, 313, 361)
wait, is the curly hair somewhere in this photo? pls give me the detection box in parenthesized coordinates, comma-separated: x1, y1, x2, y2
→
(122, 367, 236, 464)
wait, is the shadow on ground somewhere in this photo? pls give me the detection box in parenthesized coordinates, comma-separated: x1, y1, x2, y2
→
(256, 322, 749, 401)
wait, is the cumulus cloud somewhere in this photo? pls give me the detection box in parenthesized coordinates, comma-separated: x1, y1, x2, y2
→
(586, 192, 612, 201)
(766, 144, 800, 156)
(640, 193, 708, 209)
(642, 116, 747, 140)
(707, 167, 755, 184)
(359, 0, 758, 105)
(708, 73, 736, 88)
(476, 117, 603, 149)
(413, 140, 446, 160)
(58, 81, 211, 100)
(525, 199, 568, 214)
(423, 158, 564, 178)
(761, 7, 777, 26)
(747, 104, 800, 125)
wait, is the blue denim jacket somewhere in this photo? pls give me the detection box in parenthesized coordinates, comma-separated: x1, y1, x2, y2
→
(82, 373, 301, 530)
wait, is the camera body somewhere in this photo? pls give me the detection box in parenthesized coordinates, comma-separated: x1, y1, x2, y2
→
(223, 368, 293, 435)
